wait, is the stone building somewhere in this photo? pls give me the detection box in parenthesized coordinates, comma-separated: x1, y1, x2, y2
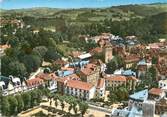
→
(80, 63, 100, 85)
(103, 43, 113, 63)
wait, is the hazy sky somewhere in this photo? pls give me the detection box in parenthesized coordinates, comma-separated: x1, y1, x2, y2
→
(0, 0, 167, 9)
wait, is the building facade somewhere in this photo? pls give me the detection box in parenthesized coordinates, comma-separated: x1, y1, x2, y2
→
(103, 43, 113, 63)
(64, 80, 96, 100)
(80, 63, 100, 85)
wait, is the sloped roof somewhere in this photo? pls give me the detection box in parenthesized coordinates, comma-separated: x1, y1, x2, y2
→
(129, 89, 148, 101)
(66, 80, 94, 91)
(149, 88, 163, 96)
(96, 78, 105, 89)
(105, 75, 126, 82)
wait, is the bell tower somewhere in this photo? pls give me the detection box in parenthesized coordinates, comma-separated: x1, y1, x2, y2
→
(104, 43, 113, 63)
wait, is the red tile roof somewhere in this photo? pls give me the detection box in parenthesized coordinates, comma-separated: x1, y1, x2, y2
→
(126, 76, 138, 81)
(81, 68, 93, 76)
(81, 63, 97, 76)
(149, 88, 163, 96)
(55, 78, 67, 83)
(90, 47, 103, 55)
(56, 74, 80, 84)
(124, 54, 140, 63)
(64, 74, 80, 80)
(105, 75, 126, 82)
(96, 79, 105, 89)
(66, 80, 94, 91)
(26, 78, 44, 87)
(36, 73, 58, 80)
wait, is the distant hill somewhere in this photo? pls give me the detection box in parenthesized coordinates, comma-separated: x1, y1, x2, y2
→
(1, 3, 167, 17)
(1, 3, 167, 27)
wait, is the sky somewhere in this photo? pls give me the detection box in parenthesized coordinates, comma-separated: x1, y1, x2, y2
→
(0, 0, 167, 9)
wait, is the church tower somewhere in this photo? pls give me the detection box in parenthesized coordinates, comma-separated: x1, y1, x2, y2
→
(104, 43, 113, 63)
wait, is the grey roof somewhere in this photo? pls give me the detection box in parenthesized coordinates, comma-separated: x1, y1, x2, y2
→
(129, 89, 148, 101)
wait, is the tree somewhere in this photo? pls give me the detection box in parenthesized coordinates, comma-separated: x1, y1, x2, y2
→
(40, 88, 50, 97)
(115, 55, 124, 68)
(116, 86, 129, 101)
(108, 92, 118, 104)
(8, 96, 18, 115)
(36, 89, 43, 104)
(145, 71, 153, 87)
(79, 102, 88, 116)
(8, 61, 27, 77)
(44, 47, 61, 62)
(22, 92, 31, 110)
(1, 97, 10, 116)
(59, 96, 65, 111)
(148, 66, 157, 81)
(106, 60, 117, 74)
(54, 94, 60, 108)
(32, 46, 48, 58)
(68, 104, 73, 113)
(152, 56, 158, 64)
(21, 41, 32, 54)
(1, 55, 17, 76)
(93, 53, 104, 62)
(21, 54, 42, 73)
(15, 95, 24, 113)
(64, 95, 75, 113)
(30, 90, 38, 107)
(85, 40, 97, 51)
(73, 101, 78, 114)
(54, 98, 58, 108)
(5, 48, 20, 57)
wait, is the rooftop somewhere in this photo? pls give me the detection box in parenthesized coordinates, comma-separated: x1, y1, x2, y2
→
(96, 78, 105, 89)
(90, 47, 103, 55)
(129, 89, 148, 101)
(105, 75, 127, 82)
(80, 63, 97, 76)
(159, 79, 167, 84)
(78, 53, 92, 59)
(66, 80, 94, 91)
(64, 74, 80, 80)
(36, 73, 57, 80)
(122, 69, 136, 76)
(149, 88, 163, 96)
(124, 54, 140, 63)
(26, 78, 44, 87)
(137, 59, 147, 66)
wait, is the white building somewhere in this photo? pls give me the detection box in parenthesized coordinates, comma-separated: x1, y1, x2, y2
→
(64, 80, 95, 100)
(128, 89, 148, 109)
(159, 80, 167, 89)
(78, 53, 92, 60)
(0, 75, 27, 96)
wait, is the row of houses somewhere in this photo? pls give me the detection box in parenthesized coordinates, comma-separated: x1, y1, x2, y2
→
(0, 65, 138, 100)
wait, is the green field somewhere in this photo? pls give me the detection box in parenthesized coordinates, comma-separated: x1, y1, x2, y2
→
(1, 3, 167, 27)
